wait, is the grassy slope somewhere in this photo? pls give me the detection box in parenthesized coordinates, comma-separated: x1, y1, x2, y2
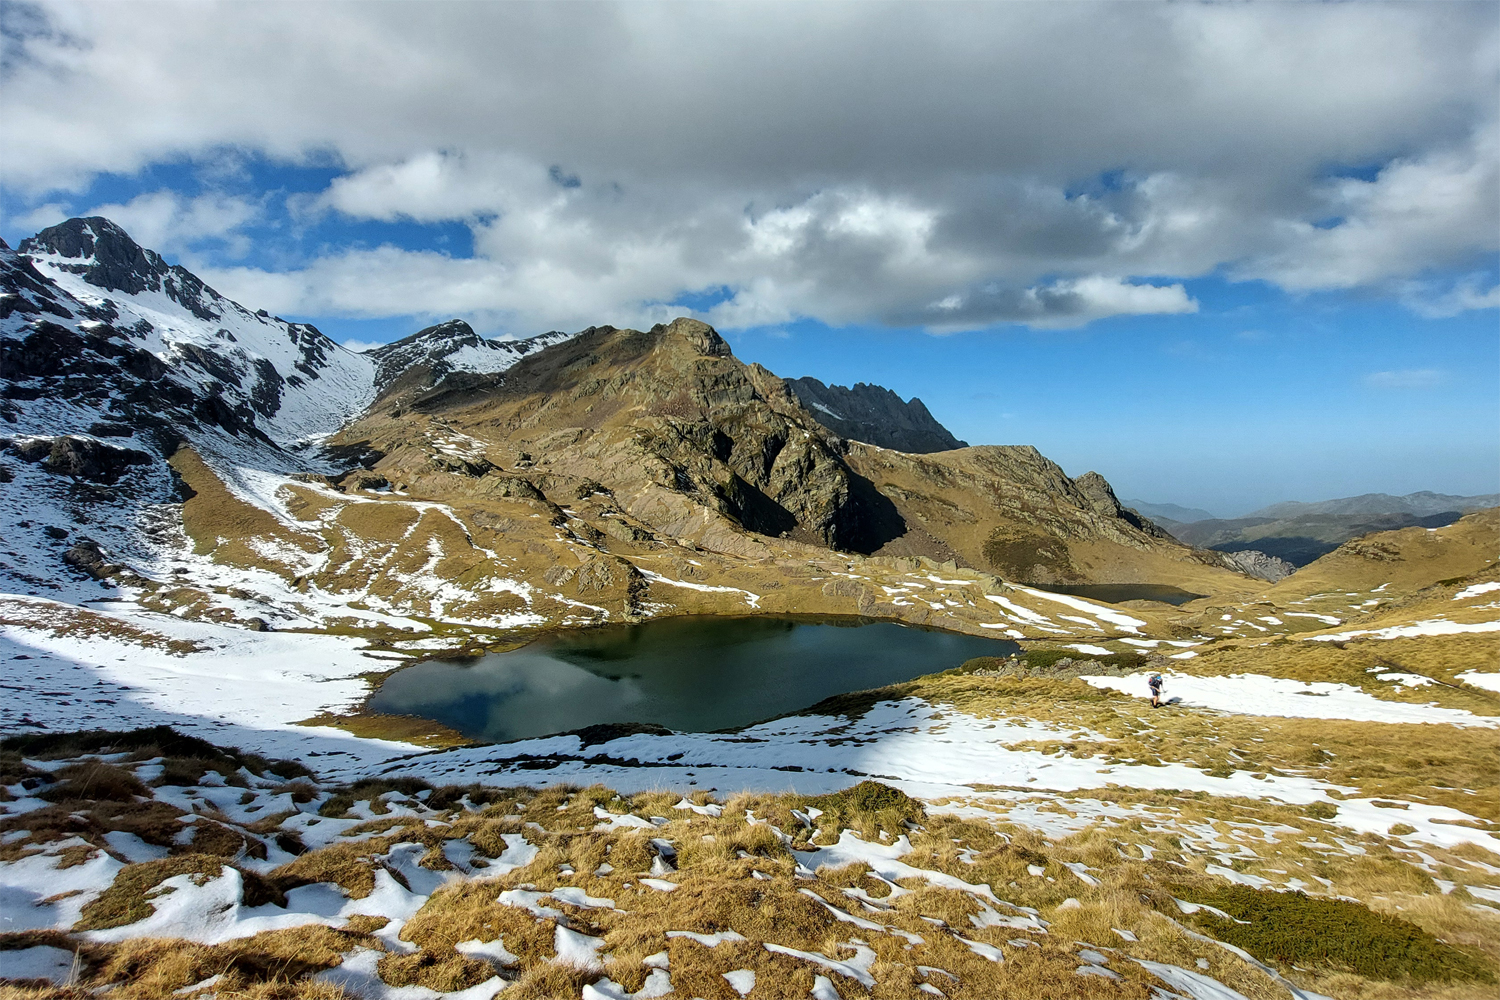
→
(2, 734, 1496, 1000)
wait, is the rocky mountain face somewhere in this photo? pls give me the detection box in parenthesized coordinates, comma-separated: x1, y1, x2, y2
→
(346, 318, 906, 555)
(1218, 549, 1296, 583)
(368, 319, 574, 397)
(2, 216, 1260, 639)
(787, 376, 966, 453)
(13, 218, 375, 446)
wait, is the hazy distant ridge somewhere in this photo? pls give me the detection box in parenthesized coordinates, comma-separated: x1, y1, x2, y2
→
(1123, 499, 1219, 524)
(1247, 491, 1499, 519)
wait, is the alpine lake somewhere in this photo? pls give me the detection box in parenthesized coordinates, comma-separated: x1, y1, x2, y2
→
(370, 614, 1021, 743)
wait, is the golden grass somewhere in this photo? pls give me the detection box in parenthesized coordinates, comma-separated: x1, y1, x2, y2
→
(1270, 509, 1500, 601)
(90, 926, 372, 998)
(169, 447, 322, 573)
(294, 710, 476, 748)
(1168, 633, 1500, 714)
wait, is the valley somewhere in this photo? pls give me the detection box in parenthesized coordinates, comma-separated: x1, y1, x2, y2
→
(2, 218, 1498, 999)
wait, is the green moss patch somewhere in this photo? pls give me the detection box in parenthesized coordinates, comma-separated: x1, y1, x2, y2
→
(805, 780, 923, 840)
(1179, 884, 1492, 983)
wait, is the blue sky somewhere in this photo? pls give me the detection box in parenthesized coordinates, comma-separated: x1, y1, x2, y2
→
(3, 2, 1496, 515)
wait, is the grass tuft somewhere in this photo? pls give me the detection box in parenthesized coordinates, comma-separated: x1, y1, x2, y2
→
(806, 780, 924, 840)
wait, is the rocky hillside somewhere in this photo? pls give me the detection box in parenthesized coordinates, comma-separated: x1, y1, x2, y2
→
(2, 215, 1263, 651)
(786, 377, 966, 453)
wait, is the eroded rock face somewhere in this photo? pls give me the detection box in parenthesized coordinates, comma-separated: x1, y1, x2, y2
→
(1221, 550, 1297, 582)
(348, 317, 907, 554)
(787, 376, 967, 453)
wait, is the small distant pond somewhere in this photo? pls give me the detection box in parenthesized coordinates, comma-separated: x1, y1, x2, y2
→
(369, 615, 1018, 743)
(1028, 583, 1206, 606)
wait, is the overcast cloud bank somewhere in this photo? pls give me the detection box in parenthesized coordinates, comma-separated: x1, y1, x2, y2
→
(2, 1, 1496, 336)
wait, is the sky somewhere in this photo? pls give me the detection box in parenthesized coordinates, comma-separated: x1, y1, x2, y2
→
(1, 1, 1496, 515)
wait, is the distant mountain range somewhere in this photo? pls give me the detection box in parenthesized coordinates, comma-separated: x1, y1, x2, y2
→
(1122, 500, 1219, 524)
(1127, 491, 1500, 567)
(1247, 491, 1499, 520)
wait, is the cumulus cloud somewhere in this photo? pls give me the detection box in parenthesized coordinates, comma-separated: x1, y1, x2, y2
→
(3, 1, 1497, 333)
(81, 190, 262, 258)
(1399, 274, 1500, 319)
(9, 201, 69, 233)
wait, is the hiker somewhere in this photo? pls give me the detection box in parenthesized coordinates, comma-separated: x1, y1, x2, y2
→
(1148, 672, 1164, 708)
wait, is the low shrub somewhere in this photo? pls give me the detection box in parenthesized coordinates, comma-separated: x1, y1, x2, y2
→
(1179, 884, 1492, 983)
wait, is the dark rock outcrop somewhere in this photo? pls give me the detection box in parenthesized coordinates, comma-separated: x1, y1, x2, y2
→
(4, 435, 152, 483)
(787, 377, 966, 453)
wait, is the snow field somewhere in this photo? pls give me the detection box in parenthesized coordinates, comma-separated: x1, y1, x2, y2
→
(1079, 671, 1500, 730)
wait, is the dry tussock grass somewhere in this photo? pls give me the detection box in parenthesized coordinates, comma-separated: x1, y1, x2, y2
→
(8, 729, 1496, 998)
(91, 926, 374, 998)
(902, 668, 1500, 822)
(0, 599, 203, 655)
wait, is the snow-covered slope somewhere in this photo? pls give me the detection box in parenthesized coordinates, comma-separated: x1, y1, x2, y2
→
(0, 216, 581, 601)
(368, 318, 575, 394)
(18, 218, 376, 447)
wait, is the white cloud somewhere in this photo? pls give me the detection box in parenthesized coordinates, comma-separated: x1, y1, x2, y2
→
(1399, 275, 1500, 318)
(1364, 369, 1447, 390)
(340, 339, 385, 354)
(1238, 128, 1499, 292)
(81, 190, 262, 258)
(9, 201, 70, 233)
(2, 2, 1496, 332)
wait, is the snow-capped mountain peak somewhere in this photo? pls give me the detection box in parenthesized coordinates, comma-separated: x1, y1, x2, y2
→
(17, 218, 376, 447)
(369, 318, 576, 394)
(5, 216, 587, 458)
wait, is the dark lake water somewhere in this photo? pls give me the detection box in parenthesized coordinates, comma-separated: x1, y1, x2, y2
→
(369, 615, 1018, 742)
(1029, 583, 1206, 606)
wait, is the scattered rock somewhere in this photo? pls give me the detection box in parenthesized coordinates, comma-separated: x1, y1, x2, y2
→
(1222, 549, 1296, 582)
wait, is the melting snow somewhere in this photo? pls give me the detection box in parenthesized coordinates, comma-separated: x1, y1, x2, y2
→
(1454, 582, 1500, 600)
(1081, 672, 1499, 729)
(1307, 619, 1500, 642)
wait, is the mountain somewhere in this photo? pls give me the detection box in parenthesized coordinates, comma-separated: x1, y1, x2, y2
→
(786, 376, 966, 453)
(1247, 491, 1499, 519)
(9, 217, 373, 448)
(3, 216, 1263, 644)
(368, 318, 575, 398)
(1135, 490, 1499, 568)
(1267, 507, 1500, 600)
(1122, 499, 1218, 524)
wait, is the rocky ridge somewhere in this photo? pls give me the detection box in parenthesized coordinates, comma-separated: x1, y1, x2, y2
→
(786, 376, 967, 453)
